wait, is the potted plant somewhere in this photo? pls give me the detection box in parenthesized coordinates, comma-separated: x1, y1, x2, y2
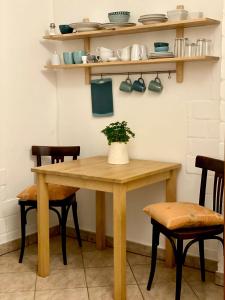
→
(101, 121, 135, 164)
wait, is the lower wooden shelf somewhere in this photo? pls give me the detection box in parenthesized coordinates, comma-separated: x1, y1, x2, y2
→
(44, 56, 219, 84)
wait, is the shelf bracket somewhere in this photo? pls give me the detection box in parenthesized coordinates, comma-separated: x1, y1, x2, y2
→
(176, 27, 184, 83)
(84, 38, 91, 84)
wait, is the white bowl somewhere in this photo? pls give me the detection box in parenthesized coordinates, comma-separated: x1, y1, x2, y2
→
(167, 9, 188, 21)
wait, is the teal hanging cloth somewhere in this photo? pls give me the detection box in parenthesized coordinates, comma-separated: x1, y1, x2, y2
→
(91, 78, 114, 117)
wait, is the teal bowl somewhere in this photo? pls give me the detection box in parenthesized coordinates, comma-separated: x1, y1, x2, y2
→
(155, 46, 169, 52)
(59, 25, 73, 34)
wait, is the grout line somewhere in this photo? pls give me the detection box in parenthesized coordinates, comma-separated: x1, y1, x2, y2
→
(183, 278, 200, 300)
(81, 248, 90, 300)
(127, 255, 144, 300)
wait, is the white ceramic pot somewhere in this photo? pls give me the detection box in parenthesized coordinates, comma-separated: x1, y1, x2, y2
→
(107, 142, 129, 165)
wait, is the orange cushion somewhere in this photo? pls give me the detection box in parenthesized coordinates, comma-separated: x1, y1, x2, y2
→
(143, 202, 224, 230)
(17, 184, 79, 201)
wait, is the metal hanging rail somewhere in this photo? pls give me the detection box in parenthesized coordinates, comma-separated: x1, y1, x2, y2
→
(91, 70, 176, 77)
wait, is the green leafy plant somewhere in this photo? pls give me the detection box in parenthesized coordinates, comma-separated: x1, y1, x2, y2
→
(101, 121, 135, 145)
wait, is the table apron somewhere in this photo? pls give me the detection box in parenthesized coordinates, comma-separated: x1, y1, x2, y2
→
(126, 171, 171, 192)
(45, 174, 114, 192)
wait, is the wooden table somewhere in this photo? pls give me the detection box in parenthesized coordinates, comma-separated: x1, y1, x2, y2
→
(32, 156, 181, 300)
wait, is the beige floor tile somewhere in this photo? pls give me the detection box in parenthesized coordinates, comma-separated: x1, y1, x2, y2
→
(83, 249, 114, 268)
(0, 291, 34, 300)
(50, 254, 83, 270)
(35, 288, 88, 300)
(85, 266, 136, 287)
(139, 280, 198, 300)
(36, 269, 86, 290)
(81, 241, 98, 253)
(187, 280, 224, 300)
(88, 285, 143, 300)
(0, 272, 36, 292)
(0, 254, 37, 273)
(127, 252, 150, 266)
(183, 266, 214, 283)
(131, 261, 176, 285)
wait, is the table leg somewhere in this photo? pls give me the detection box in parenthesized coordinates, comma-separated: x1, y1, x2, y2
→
(96, 191, 106, 250)
(37, 174, 50, 277)
(113, 184, 126, 300)
(165, 170, 177, 267)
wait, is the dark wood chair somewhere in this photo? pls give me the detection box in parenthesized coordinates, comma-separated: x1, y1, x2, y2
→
(17, 146, 82, 265)
(144, 155, 224, 300)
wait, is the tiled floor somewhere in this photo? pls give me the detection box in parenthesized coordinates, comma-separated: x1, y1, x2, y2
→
(0, 236, 223, 299)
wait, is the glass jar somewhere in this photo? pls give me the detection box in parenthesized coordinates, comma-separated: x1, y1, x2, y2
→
(174, 38, 186, 57)
(196, 39, 206, 56)
(205, 40, 212, 56)
(49, 23, 56, 35)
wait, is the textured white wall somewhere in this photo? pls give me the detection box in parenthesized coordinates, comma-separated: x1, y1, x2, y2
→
(0, 0, 57, 244)
(52, 0, 223, 261)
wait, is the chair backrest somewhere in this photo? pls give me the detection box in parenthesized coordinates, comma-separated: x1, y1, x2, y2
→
(32, 146, 80, 167)
(195, 155, 224, 214)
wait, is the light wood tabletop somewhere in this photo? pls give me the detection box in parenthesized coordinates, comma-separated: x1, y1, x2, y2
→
(32, 156, 181, 300)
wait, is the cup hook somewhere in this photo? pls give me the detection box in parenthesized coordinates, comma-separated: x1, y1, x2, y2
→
(140, 72, 143, 79)
(168, 71, 171, 80)
(156, 72, 159, 79)
(100, 73, 103, 79)
(127, 72, 130, 80)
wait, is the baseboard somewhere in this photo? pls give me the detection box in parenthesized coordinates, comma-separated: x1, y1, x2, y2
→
(0, 225, 219, 275)
(67, 227, 218, 273)
(0, 226, 59, 256)
(215, 272, 224, 287)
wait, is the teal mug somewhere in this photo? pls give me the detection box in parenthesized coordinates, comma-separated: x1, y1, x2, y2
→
(72, 50, 86, 64)
(119, 78, 133, 93)
(63, 52, 73, 64)
(148, 77, 163, 93)
(132, 77, 146, 93)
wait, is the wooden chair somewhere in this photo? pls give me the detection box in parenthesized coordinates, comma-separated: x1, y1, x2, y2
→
(17, 146, 82, 265)
(144, 155, 224, 300)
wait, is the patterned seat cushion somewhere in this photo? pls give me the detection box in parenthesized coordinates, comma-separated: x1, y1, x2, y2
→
(17, 184, 79, 201)
(143, 202, 224, 230)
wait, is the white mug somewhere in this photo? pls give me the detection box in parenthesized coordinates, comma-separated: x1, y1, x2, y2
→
(117, 46, 131, 61)
(51, 51, 61, 65)
(140, 45, 148, 60)
(82, 55, 88, 64)
(131, 44, 143, 61)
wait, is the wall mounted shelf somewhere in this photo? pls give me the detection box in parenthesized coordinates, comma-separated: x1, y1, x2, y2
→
(43, 18, 219, 41)
(43, 18, 220, 84)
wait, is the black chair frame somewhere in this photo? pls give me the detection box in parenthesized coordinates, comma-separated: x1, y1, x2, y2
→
(147, 155, 224, 300)
(18, 146, 82, 265)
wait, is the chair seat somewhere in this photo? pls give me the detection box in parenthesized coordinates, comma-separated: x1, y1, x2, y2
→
(143, 202, 224, 230)
(17, 184, 79, 201)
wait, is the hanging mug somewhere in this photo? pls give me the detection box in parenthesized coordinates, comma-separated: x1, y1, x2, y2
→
(119, 76, 133, 93)
(148, 75, 163, 93)
(132, 77, 146, 93)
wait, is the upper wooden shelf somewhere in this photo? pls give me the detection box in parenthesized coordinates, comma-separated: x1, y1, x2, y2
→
(43, 18, 220, 41)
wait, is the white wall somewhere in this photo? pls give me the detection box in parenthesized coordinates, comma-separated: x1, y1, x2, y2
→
(53, 0, 223, 261)
(0, 0, 57, 244)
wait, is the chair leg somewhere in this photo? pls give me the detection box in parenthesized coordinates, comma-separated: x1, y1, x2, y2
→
(199, 240, 205, 282)
(61, 205, 68, 265)
(72, 198, 82, 247)
(147, 225, 160, 290)
(19, 204, 26, 263)
(175, 239, 183, 300)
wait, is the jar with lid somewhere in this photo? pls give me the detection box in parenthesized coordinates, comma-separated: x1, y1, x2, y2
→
(174, 38, 187, 57)
(205, 40, 212, 56)
(196, 39, 206, 56)
(49, 23, 56, 35)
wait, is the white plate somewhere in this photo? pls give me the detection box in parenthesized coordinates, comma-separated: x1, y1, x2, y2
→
(100, 22, 136, 29)
(140, 14, 166, 18)
(69, 22, 101, 31)
(108, 57, 119, 62)
(139, 19, 167, 24)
